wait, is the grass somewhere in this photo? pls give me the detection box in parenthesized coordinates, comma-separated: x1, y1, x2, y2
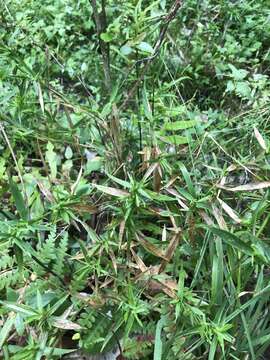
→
(1, 0, 270, 359)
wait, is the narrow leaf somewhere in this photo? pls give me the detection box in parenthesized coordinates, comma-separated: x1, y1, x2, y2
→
(9, 177, 28, 220)
(217, 198, 241, 224)
(208, 227, 253, 254)
(94, 184, 129, 197)
(164, 120, 197, 131)
(160, 135, 189, 145)
(0, 317, 15, 348)
(154, 317, 165, 360)
(52, 318, 82, 330)
(217, 182, 270, 192)
(254, 127, 267, 151)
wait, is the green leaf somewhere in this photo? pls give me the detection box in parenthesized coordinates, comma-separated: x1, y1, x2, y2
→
(208, 227, 253, 255)
(164, 120, 198, 131)
(0, 302, 37, 317)
(236, 81, 251, 98)
(228, 64, 248, 80)
(211, 238, 223, 306)
(14, 314, 24, 336)
(45, 141, 57, 179)
(8, 176, 28, 220)
(14, 244, 24, 272)
(120, 45, 133, 55)
(154, 317, 165, 360)
(179, 163, 196, 197)
(142, 85, 152, 121)
(65, 146, 73, 159)
(137, 41, 154, 54)
(208, 337, 218, 360)
(226, 80, 235, 92)
(0, 317, 15, 348)
(241, 313, 255, 360)
(46, 295, 69, 317)
(85, 157, 102, 175)
(100, 32, 114, 42)
(160, 135, 189, 145)
(107, 173, 131, 189)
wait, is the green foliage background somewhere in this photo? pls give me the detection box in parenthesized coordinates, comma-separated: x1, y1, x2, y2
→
(1, 0, 270, 358)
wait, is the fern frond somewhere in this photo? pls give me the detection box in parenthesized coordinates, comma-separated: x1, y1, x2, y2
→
(38, 225, 57, 264)
(53, 231, 69, 276)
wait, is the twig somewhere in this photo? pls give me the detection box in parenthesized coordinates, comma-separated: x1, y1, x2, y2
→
(120, 0, 183, 111)
(90, 0, 122, 162)
(90, 0, 111, 91)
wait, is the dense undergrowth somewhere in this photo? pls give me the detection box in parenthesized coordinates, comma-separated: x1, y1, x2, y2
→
(1, 0, 270, 358)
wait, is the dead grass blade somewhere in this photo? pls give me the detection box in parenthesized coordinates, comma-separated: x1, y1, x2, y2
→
(217, 198, 241, 224)
(136, 233, 168, 260)
(94, 184, 129, 197)
(254, 126, 267, 151)
(217, 182, 270, 192)
(159, 231, 181, 273)
(212, 204, 228, 230)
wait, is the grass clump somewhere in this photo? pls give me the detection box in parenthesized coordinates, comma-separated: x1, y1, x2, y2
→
(1, 0, 270, 359)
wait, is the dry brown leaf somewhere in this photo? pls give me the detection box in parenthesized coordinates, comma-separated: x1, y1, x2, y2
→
(75, 293, 105, 308)
(217, 198, 241, 224)
(119, 219, 125, 248)
(164, 232, 181, 260)
(199, 210, 214, 226)
(52, 318, 82, 330)
(162, 225, 167, 242)
(217, 182, 270, 192)
(217, 164, 237, 197)
(162, 176, 179, 189)
(254, 127, 267, 151)
(159, 231, 181, 273)
(165, 188, 189, 210)
(70, 204, 98, 214)
(143, 162, 159, 181)
(100, 278, 113, 289)
(71, 166, 83, 194)
(109, 250, 117, 274)
(136, 233, 168, 260)
(149, 206, 167, 216)
(131, 248, 147, 272)
(212, 204, 227, 230)
(94, 185, 129, 197)
(153, 165, 162, 193)
(36, 180, 54, 202)
(139, 146, 151, 172)
(149, 278, 178, 298)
